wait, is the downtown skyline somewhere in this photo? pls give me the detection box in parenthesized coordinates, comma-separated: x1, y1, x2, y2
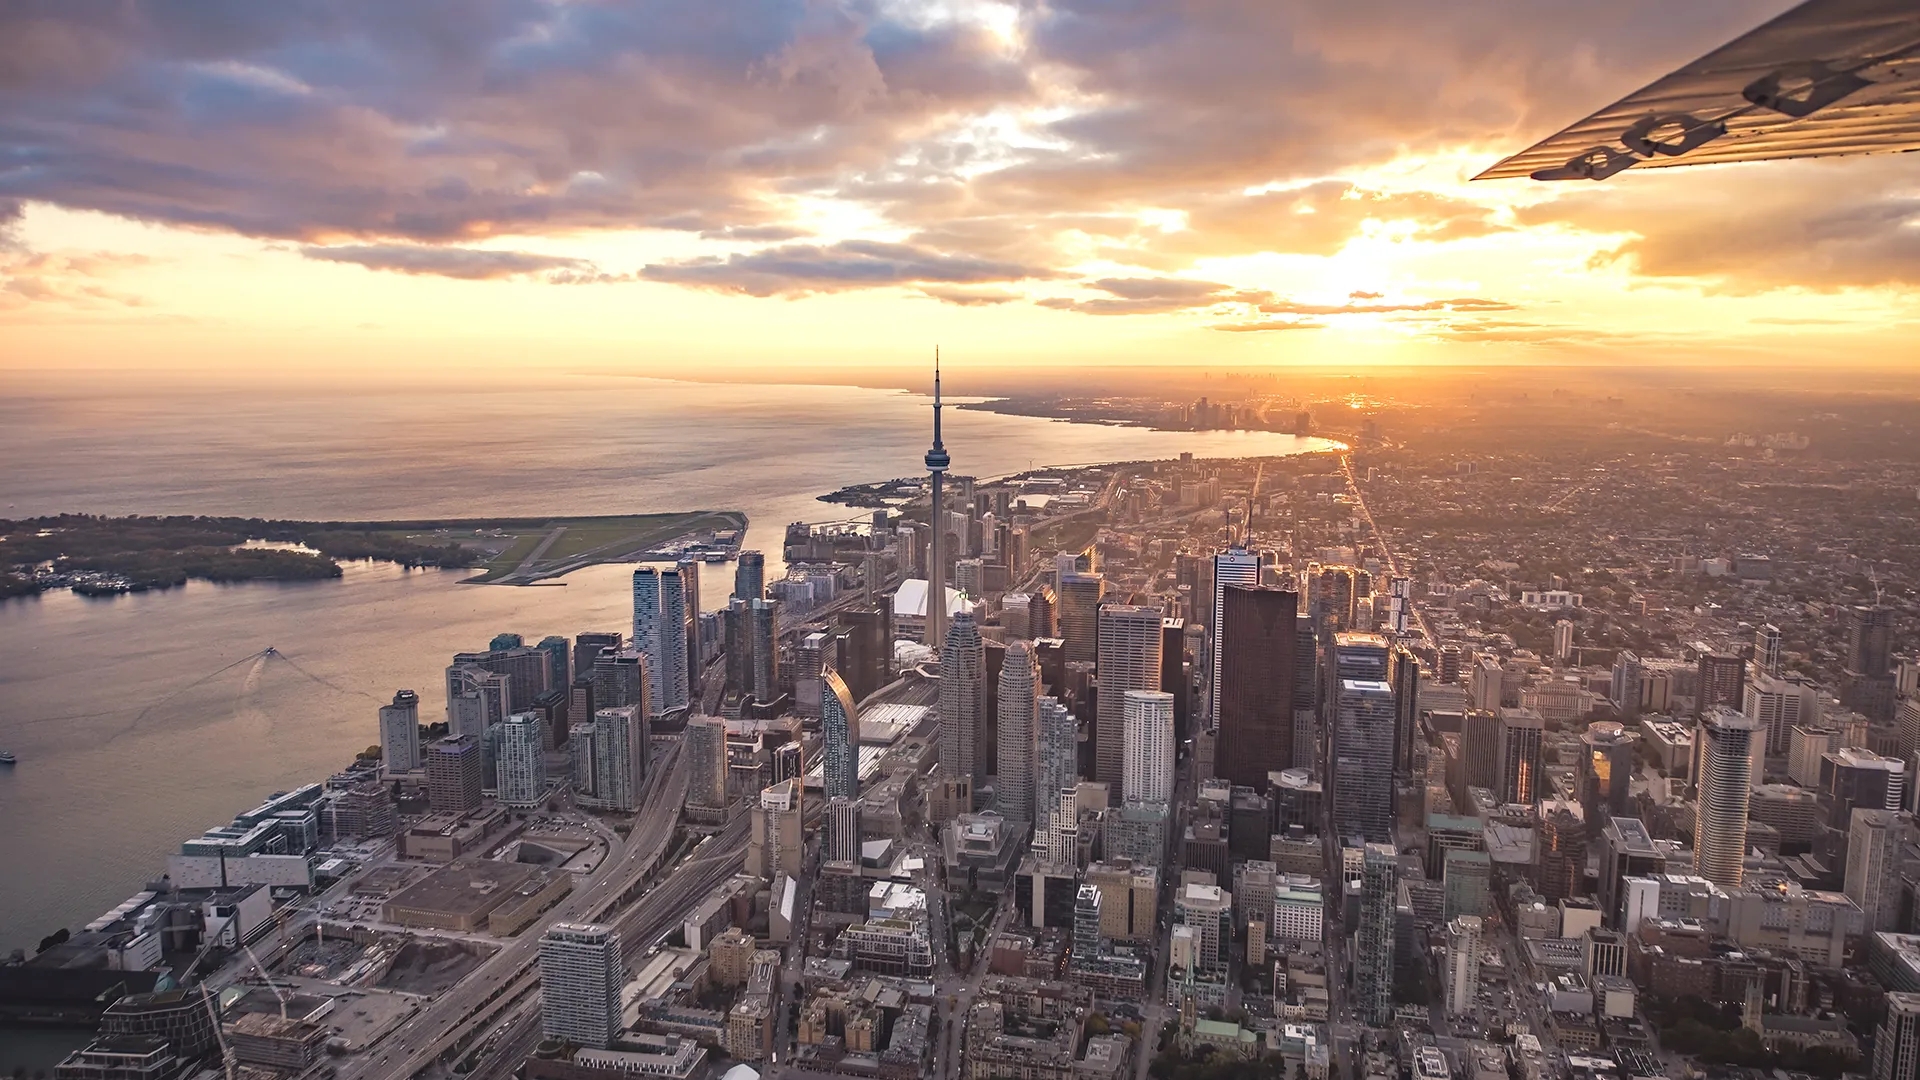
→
(3, 0, 1917, 376)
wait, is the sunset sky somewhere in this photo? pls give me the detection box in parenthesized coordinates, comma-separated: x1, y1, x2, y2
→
(3, 0, 1917, 375)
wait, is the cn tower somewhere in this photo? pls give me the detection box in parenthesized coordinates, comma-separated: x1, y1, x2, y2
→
(925, 349, 950, 651)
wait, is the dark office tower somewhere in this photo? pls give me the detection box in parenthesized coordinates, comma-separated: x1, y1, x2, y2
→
(1497, 708, 1545, 806)
(1313, 566, 1356, 634)
(983, 638, 1008, 775)
(749, 598, 779, 703)
(1580, 722, 1635, 828)
(574, 633, 621, 686)
(1332, 679, 1397, 843)
(490, 633, 524, 651)
(735, 550, 766, 602)
(1216, 587, 1298, 789)
(1058, 573, 1106, 666)
(1847, 606, 1893, 677)
(1096, 604, 1166, 797)
(1459, 711, 1501, 800)
(534, 688, 570, 750)
(822, 669, 861, 801)
(569, 678, 596, 744)
(724, 599, 750, 694)
(593, 649, 648, 712)
(996, 641, 1040, 822)
(1538, 801, 1588, 902)
(678, 557, 702, 681)
(1030, 584, 1058, 639)
(1597, 817, 1667, 928)
(1818, 747, 1908, 835)
(1210, 548, 1261, 720)
(1355, 843, 1398, 1026)
(426, 734, 483, 814)
(837, 605, 890, 704)
(1391, 646, 1421, 779)
(537, 636, 572, 697)
(1438, 644, 1462, 684)
(940, 611, 988, 798)
(1293, 614, 1317, 711)
(1161, 618, 1190, 744)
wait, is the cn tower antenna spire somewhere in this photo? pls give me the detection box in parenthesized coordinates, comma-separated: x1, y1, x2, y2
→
(924, 347, 950, 651)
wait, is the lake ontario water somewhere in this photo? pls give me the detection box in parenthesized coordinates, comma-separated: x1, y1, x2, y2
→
(0, 375, 1334, 960)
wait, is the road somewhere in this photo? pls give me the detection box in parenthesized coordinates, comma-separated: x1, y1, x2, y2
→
(342, 742, 693, 1080)
(1340, 452, 1435, 647)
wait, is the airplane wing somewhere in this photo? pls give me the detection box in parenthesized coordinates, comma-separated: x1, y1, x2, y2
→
(1475, 0, 1920, 181)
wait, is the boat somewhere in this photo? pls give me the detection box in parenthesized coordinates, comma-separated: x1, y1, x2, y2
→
(0, 752, 16, 765)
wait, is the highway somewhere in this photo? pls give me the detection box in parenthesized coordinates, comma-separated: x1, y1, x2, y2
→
(342, 741, 693, 1080)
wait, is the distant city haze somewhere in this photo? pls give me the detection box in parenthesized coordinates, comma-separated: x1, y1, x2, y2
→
(0, 375, 1329, 954)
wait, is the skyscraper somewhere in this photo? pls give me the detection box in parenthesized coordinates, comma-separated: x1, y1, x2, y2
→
(1332, 679, 1397, 844)
(1498, 707, 1545, 806)
(1747, 669, 1820, 754)
(379, 690, 420, 774)
(540, 923, 623, 1049)
(497, 712, 547, 808)
(1057, 573, 1106, 666)
(1208, 548, 1262, 720)
(938, 610, 986, 799)
(1754, 623, 1782, 678)
(1874, 993, 1920, 1080)
(749, 597, 778, 703)
(677, 557, 702, 680)
(1579, 722, 1635, 828)
(1552, 620, 1574, 662)
(822, 669, 861, 801)
(686, 714, 729, 810)
(735, 550, 765, 603)
(1445, 915, 1482, 1016)
(751, 779, 804, 880)
(826, 795, 862, 862)
(1696, 652, 1745, 716)
(536, 636, 572, 696)
(1693, 707, 1759, 888)
(924, 356, 951, 652)
(1123, 690, 1174, 807)
(1848, 605, 1894, 676)
(1036, 696, 1077, 827)
(631, 567, 691, 718)
(1391, 644, 1421, 779)
(426, 734, 483, 814)
(1846, 808, 1905, 932)
(1096, 604, 1165, 797)
(995, 641, 1039, 822)
(580, 705, 648, 812)
(1356, 843, 1398, 1026)
(1215, 586, 1297, 788)
(1537, 800, 1586, 902)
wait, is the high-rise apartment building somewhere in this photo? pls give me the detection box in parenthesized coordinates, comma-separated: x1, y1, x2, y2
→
(576, 705, 647, 812)
(1122, 690, 1175, 806)
(496, 712, 547, 809)
(1332, 680, 1396, 844)
(1552, 620, 1574, 662)
(1696, 652, 1745, 716)
(676, 557, 702, 678)
(735, 551, 765, 603)
(686, 714, 729, 810)
(573, 632, 621, 685)
(749, 598, 778, 703)
(1209, 548, 1262, 720)
(1216, 586, 1297, 788)
(1693, 707, 1759, 888)
(995, 641, 1039, 822)
(1747, 670, 1820, 754)
(1754, 624, 1782, 678)
(1355, 843, 1398, 1026)
(1392, 645, 1421, 780)
(1874, 993, 1920, 1080)
(540, 923, 623, 1049)
(1057, 573, 1106, 666)
(1445, 915, 1482, 1016)
(1498, 707, 1545, 806)
(452, 645, 549, 713)
(1095, 604, 1165, 798)
(631, 566, 691, 717)
(822, 669, 861, 801)
(751, 779, 804, 881)
(445, 663, 512, 739)
(379, 690, 421, 774)
(1036, 697, 1077, 828)
(826, 795, 862, 863)
(939, 611, 987, 799)
(426, 734, 483, 814)
(536, 636, 572, 698)
(1846, 808, 1906, 932)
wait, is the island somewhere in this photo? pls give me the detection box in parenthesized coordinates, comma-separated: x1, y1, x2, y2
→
(0, 510, 748, 596)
